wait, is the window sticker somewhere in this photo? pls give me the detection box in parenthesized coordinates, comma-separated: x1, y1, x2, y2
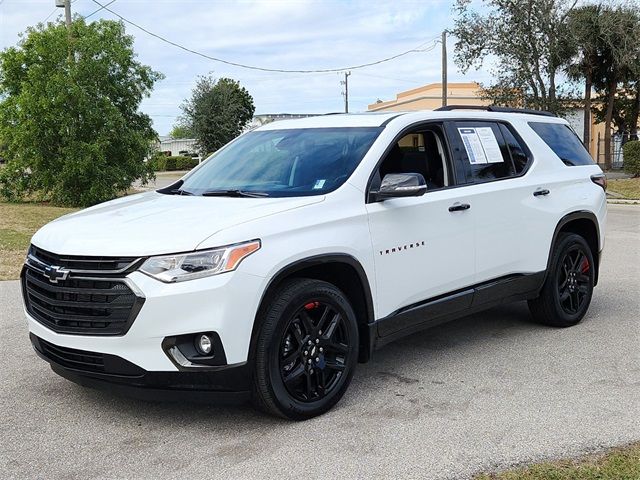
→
(313, 179, 326, 189)
(476, 127, 503, 163)
(458, 127, 504, 164)
(458, 128, 487, 164)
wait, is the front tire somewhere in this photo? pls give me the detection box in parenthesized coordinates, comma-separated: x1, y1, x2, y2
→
(251, 278, 359, 420)
(528, 233, 595, 327)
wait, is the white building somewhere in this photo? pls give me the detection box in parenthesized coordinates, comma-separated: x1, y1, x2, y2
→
(156, 136, 199, 158)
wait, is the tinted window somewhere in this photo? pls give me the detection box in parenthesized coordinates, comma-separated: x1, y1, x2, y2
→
(376, 126, 449, 190)
(499, 124, 529, 174)
(180, 127, 381, 197)
(529, 122, 594, 166)
(453, 121, 515, 183)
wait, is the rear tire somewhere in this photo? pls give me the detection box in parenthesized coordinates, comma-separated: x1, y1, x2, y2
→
(251, 278, 359, 420)
(528, 233, 595, 327)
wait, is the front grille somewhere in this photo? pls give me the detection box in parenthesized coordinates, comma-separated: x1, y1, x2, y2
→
(22, 247, 144, 336)
(37, 337, 105, 373)
(30, 245, 138, 273)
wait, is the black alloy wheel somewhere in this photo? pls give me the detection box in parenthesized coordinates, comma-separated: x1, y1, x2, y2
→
(528, 233, 595, 327)
(279, 301, 349, 402)
(252, 278, 359, 420)
(556, 244, 591, 315)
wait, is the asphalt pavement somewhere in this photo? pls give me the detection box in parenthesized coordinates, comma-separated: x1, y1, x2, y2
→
(1, 205, 639, 480)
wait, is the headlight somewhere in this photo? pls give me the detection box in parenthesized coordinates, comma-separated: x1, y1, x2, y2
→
(139, 239, 261, 283)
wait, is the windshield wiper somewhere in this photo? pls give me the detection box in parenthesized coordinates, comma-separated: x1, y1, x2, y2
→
(166, 188, 193, 196)
(201, 189, 269, 198)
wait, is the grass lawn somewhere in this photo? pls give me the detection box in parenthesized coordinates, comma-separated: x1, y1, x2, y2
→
(0, 202, 77, 280)
(475, 443, 640, 479)
(607, 177, 640, 199)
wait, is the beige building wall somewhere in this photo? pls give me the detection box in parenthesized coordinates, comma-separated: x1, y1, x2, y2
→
(368, 82, 489, 112)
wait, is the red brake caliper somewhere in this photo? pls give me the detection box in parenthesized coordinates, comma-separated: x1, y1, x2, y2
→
(580, 257, 590, 273)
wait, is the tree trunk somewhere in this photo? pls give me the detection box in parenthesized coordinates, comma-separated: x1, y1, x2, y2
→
(583, 72, 592, 149)
(631, 81, 640, 140)
(604, 76, 617, 170)
(548, 67, 557, 112)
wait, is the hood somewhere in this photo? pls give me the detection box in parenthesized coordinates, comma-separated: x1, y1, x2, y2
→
(31, 192, 324, 257)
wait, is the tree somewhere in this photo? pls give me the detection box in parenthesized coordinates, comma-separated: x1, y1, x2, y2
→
(590, 6, 640, 168)
(565, 4, 605, 148)
(452, 0, 577, 114)
(592, 81, 640, 138)
(180, 76, 255, 155)
(169, 123, 194, 139)
(0, 19, 162, 206)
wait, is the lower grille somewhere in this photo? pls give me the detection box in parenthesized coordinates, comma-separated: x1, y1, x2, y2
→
(22, 250, 144, 336)
(38, 337, 105, 373)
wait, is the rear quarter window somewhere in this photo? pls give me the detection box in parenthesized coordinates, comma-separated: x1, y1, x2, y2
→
(529, 122, 594, 166)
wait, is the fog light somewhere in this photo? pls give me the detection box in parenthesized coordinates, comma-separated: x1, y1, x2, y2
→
(196, 334, 213, 355)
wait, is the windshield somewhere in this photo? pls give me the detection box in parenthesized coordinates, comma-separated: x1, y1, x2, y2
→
(177, 127, 382, 197)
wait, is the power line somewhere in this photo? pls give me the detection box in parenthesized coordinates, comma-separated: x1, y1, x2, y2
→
(84, 0, 116, 19)
(42, 7, 58, 22)
(90, 0, 439, 74)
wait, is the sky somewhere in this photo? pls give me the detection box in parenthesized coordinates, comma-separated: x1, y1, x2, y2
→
(0, 0, 491, 135)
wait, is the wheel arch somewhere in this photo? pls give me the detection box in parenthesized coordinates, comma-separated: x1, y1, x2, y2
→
(546, 211, 601, 286)
(250, 254, 376, 364)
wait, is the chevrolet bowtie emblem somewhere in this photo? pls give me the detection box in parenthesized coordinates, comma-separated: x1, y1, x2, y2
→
(43, 265, 70, 283)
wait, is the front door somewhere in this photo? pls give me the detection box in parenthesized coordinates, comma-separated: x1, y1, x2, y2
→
(366, 125, 476, 337)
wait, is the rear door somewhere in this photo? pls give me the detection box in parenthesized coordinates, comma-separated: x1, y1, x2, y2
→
(444, 120, 550, 290)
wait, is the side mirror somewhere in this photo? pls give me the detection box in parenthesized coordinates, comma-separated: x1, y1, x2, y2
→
(372, 173, 427, 201)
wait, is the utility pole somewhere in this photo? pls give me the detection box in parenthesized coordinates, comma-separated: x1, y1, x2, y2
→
(55, 0, 72, 61)
(55, 0, 72, 29)
(341, 71, 351, 113)
(441, 30, 448, 107)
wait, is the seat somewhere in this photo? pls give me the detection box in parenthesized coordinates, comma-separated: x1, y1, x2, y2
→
(423, 132, 445, 188)
(399, 151, 432, 186)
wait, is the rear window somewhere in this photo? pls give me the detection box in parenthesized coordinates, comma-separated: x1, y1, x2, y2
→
(529, 122, 594, 166)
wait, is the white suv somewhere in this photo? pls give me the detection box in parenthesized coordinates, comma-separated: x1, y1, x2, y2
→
(22, 106, 607, 419)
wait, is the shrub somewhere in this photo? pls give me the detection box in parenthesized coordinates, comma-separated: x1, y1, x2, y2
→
(164, 156, 177, 171)
(147, 152, 167, 171)
(148, 155, 197, 171)
(175, 156, 199, 170)
(623, 140, 640, 177)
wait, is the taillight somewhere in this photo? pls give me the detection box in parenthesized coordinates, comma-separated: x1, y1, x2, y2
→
(591, 173, 607, 191)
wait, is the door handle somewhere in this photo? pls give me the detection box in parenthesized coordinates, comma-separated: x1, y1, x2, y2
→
(448, 203, 471, 212)
(533, 189, 550, 197)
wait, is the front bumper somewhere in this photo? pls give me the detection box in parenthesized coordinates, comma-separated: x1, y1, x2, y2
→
(25, 266, 269, 400)
(26, 269, 267, 371)
(31, 333, 251, 403)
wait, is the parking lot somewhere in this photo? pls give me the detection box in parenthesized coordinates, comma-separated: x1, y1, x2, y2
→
(1, 204, 638, 480)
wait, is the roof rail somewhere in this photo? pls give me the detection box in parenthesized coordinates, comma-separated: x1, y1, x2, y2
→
(434, 105, 556, 117)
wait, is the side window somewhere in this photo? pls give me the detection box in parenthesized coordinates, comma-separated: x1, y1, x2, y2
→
(376, 125, 450, 191)
(529, 122, 594, 166)
(452, 121, 515, 183)
(499, 124, 530, 174)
